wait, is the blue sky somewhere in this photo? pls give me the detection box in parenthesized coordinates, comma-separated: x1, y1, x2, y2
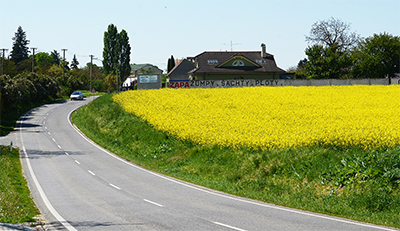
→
(1, 0, 399, 72)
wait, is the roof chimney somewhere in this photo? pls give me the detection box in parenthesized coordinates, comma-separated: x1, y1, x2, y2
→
(261, 43, 267, 58)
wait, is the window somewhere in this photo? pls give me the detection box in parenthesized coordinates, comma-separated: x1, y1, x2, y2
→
(208, 60, 218, 64)
(232, 60, 244, 66)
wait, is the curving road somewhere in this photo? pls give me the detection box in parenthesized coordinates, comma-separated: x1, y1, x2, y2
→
(15, 97, 397, 231)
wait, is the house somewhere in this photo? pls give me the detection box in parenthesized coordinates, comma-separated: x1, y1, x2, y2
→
(166, 59, 195, 81)
(188, 44, 285, 80)
(122, 64, 163, 90)
(131, 63, 163, 76)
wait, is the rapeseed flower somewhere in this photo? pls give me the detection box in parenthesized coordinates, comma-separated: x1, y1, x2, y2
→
(112, 85, 400, 150)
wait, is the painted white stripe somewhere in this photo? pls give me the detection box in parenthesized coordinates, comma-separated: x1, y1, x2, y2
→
(65, 152, 69, 156)
(213, 222, 247, 231)
(109, 183, 121, 190)
(58, 145, 62, 149)
(20, 112, 77, 231)
(52, 138, 56, 142)
(88, 170, 95, 176)
(143, 199, 163, 207)
(47, 132, 51, 135)
(67, 102, 396, 231)
(74, 160, 80, 165)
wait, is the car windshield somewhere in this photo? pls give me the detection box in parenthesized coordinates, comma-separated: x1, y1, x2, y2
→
(73, 92, 81, 95)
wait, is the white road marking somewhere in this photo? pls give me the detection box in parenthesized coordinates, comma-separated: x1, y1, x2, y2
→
(57, 145, 62, 149)
(20, 112, 77, 231)
(47, 132, 51, 135)
(213, 222, 247, 231)
(143, 199, 163, 207)
(65, 152, 69, 156)
(88, 170, 95, 176)
(52, 138, 56, 142)
(75, 160, 80, 165)
(109, 183, 121, 190)
(67, 101, 397, 231)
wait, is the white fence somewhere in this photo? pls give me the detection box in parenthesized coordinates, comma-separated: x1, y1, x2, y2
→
(169, 78, 396, 89)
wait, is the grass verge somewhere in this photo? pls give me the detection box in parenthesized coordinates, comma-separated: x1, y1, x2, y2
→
(0, 145, 39, 223)
(72, 94, 400, 228)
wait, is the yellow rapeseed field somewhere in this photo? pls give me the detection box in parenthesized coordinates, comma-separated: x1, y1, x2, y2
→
(112, 85, 400, 150)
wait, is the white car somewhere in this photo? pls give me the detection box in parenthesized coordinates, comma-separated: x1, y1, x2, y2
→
(70, 91, 84, 100)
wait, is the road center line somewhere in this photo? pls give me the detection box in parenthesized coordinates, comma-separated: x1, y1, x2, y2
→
(109, 183, 121, 190)
(143, 199, 163, 207)
(88, 170, 95, 176)
(65, 152, 69, 156)
(213, 222, 247, 231)
(20, 111, 77, 231)
(57, 145, 62, 149)
(74, 160, 80, 165)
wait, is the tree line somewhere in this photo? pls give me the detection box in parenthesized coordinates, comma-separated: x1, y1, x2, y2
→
(288, 17, 400, 79)
(0, 24, 131, 115)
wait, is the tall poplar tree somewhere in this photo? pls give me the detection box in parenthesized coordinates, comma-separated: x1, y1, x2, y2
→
(117, 29, 131, 83)
(102, 24, 119, 75)
(10, 26, 30, 64)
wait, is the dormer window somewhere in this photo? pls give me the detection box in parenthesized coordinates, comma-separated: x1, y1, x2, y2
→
(232, 60, 244, 66)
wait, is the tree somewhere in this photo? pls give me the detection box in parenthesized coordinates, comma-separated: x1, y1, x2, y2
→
(71, 54, 79, 69)
(103, 24, 119, 75)
(117, 29, 131, 83)
(34, 52, 53, 74)
(167, 55, 175, 73)
(50, 50, 61, 65)
(351, 33, 400, 78)
(304, 17, 357, 79)
(102, 24, 131, 86)
(305, 44, 351, 79)
(10, 26, 30, 64)
(305, 17, 360, 52)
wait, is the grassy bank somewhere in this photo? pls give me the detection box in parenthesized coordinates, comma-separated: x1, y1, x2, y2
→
(72, 94, 400, 228)
(0, 145, 39, 223)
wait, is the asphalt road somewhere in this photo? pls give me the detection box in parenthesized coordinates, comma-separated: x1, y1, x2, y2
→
(14, 97, 398, 231)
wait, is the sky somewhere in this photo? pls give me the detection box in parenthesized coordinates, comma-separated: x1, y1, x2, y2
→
(1, 0, 399, 72)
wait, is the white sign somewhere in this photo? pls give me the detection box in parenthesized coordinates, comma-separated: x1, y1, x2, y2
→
(139, 75, 158, 83)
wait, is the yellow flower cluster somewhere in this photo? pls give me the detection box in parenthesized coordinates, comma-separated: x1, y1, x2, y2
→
(112, 85, 400, 150)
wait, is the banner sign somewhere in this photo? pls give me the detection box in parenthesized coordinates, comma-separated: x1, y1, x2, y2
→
(139, 75, 158, 83)
(169, 79, 283, 88)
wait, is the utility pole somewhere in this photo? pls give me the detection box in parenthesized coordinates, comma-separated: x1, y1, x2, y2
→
(89, 55, 94, 92)
(116, 69, 120, 92)
(62, 48, 68, 80)
(1, 48, 8, 75)
(30, 47, 37, 73)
